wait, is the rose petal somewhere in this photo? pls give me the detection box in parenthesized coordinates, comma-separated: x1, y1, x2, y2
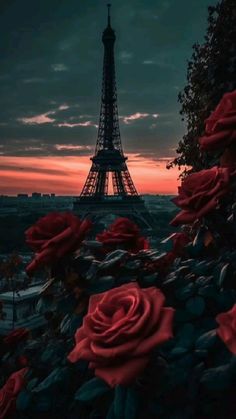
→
(67, 337, 96, 363)
(199, 130, 232, 150)
(216, 304, 236, 354)
(41, 226, 73, 249)
(132, 307, 175, 356)
(170, 209, 198, 226)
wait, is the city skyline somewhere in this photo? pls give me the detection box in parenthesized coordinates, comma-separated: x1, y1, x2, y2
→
(0, 0, 216, 195)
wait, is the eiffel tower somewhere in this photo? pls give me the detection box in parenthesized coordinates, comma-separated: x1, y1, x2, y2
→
(74, 5, 154, 228)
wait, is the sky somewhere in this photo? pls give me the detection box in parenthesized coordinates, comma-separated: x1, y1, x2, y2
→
(0, 0, 216, 196)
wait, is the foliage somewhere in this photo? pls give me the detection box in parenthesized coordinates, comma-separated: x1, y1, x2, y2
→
(1, 90, 236, 419)
(168, 0, 236, 176)
(0, 209, 236, 417)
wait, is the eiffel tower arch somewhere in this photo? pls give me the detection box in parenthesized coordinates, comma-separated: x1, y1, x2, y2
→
(74, 5, 155, 229)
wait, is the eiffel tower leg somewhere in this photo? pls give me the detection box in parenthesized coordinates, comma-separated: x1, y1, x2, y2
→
(110, 165, 138, 196)
(95, 171, 108, 196)
(121, 168, 138, 195)
(112, 171, 125, 195)
(80, 169, 98, 196)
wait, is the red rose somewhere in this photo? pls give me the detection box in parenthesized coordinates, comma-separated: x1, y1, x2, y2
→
(68, 283, 174, 387)
(220, 144, 236, 168)
(216, 304, 236, 354)
(25, 212, 92, 275)
(199, 90, 236, 151)
(170, 166, 233, 226)
(3, 328, 29, 346)
(96, 217, 149, 254)
(0, 368, 28, 419)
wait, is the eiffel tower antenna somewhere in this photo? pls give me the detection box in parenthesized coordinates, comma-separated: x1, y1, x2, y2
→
(107, 3, 111, 26)
(74, 5, 154, 228)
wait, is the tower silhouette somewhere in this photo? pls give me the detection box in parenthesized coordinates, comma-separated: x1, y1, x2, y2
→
(74, 5, 153, 227)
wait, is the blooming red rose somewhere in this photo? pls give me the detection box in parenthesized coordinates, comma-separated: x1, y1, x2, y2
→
(0, 368, 28, 419)
(96, 217, 149, 254)
(199, 90, 236, 151)
(3, 328, 29, 346)
(170, 166, 234, 226)
(68, 283, 174, 387)
(220, 144, 236, 168)
(25, 212, 92, 275)
(216, 304, 236, 355)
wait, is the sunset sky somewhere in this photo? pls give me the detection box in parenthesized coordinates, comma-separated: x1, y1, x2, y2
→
(0, 0, 216, 196)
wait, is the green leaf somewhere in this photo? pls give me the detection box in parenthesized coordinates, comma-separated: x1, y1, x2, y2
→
(75, 377, 111, 402)
(33, 367, 69, 393)
(16, 390, 32, 410)
(88, 277, 115, 294)
(169, 346, 189, 357)
(114, 386, 138, 419)
(186, 296, 205, 316)
(106, 401, 116, 419)
(34, 393, 52, 412)
(114, 385, 126, 418)
(177, 323, 195, 348)
(124, 387, 139, 419)
(218, 263, 230, 288)
(195, 330, 217, 350)
(26, 377, 39, 391)
(175, 283, 195, 301)
(200, 365, 231, 390)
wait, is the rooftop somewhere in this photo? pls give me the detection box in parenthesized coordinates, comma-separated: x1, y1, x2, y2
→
(0, 284, 42, 301)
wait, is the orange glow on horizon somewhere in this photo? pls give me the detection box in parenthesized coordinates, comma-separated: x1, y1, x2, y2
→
(0, 155, 180, 196)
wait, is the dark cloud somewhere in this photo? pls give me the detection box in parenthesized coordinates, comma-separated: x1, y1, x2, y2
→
(0, 0, 216, 159)
(0, 164, 71, 176)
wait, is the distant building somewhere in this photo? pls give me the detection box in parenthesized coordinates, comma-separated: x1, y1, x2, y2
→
(17, 194, 28, 198)
(0, 285, 46, 335)
(0, 195, 80, 216)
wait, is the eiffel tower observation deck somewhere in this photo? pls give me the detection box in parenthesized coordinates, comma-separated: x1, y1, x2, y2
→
(74, 5, 154, 228)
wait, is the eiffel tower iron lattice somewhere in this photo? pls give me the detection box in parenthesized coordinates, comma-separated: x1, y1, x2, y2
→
(74, 5, 154, 228)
